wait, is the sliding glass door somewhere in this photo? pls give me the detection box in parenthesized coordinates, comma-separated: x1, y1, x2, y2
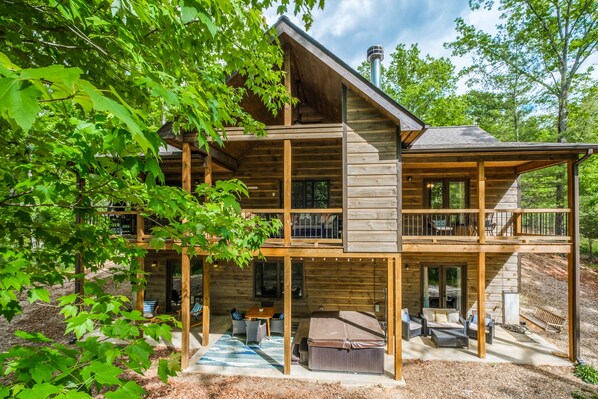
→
(422, 265, 466, 315)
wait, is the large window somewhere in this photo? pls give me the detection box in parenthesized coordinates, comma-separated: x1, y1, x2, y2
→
(254, 261, 303, 299)
(281, 180, 330, 208)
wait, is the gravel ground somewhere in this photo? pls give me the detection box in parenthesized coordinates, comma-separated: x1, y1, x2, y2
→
(1, 255, 597, 398)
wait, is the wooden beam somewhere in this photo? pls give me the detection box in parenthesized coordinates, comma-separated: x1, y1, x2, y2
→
(181, 249, 191, 369)
(283, 254, 292, 374)
(202, 155, 212, 346)
(402, 243, 571, 253)
(478, 161, 486, 243)
(284, 140, 292, 246)
(135, 256, 144, 312)
(477, 251, 486, 358)
(404, 152, 579, 164)
(567, 160, 580, 362)
(181, 142, 191, 369)
(515, 160, 565, 175)
(386, 257, 394, 355)
(284, 45, 292, 126)
(202, 257, 210, 346)
(393, 255, 402, 381)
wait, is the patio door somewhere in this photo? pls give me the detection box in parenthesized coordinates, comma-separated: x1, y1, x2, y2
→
(166, 259, 203, 312)
(422, 265, 466, 315)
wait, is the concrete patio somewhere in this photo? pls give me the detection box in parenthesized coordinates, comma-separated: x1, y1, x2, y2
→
(148, 315, 572, 386)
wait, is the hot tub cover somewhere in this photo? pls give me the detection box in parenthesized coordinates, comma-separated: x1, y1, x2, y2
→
(308, 311, 385, 350)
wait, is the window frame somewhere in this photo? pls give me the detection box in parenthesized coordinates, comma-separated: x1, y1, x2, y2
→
(280, 179, 330, 209)
(254, 261, 304, 299)
(423, 178, 470, 209)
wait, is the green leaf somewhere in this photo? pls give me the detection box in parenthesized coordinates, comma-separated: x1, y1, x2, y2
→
(81, 361, 122, 386)
(28, 288, 50, 304)
(16, 383, 61, 399)
(30, 364, 53, 384)
(104, 381, 144, 399)
(0, 78, 41, 131)
(14, 330, 53, 343)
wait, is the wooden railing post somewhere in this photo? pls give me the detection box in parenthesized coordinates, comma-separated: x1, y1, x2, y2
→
(283, 140, 292, 246)
(514, 209, 522, 236)
(478, 162, 486, 243)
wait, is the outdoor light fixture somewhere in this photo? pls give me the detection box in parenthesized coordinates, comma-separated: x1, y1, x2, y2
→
(374, 303, 380, 312)
(405, 264, 410, 271)
(407, 176, 412, 182)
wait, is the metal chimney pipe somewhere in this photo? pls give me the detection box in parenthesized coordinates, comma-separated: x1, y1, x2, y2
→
(367, 45, 384, 88)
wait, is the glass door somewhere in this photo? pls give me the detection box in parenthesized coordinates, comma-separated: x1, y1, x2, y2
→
(422, 265, 465, 314)
(166, 259, 203, 312)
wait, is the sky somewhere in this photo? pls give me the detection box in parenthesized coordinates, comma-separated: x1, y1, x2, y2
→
(264, 0, 500, 93)
(264, 0, 596, 94)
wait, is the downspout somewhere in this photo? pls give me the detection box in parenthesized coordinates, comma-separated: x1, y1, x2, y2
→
(571, 149, 593, 365)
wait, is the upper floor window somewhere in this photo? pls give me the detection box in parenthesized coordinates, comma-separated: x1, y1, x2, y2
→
(424, 179, 469, 209)
(281, 179, 330, 209)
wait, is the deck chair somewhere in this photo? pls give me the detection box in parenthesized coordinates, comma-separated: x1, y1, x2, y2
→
(245, 319, 267, 346)
(230, 308, 246, 338)
(143, 299, 160, 319)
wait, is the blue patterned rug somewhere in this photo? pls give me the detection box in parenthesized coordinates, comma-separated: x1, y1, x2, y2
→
(196, 324, 297, 370)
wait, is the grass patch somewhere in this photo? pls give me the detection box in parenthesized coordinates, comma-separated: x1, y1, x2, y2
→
(575, 363, 598, 385)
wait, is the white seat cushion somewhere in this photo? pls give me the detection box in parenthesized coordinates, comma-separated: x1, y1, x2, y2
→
(409, 321, 422, 331)
(427, 322, 463, 329)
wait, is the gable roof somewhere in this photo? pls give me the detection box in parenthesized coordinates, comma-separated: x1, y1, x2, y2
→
(274, 16, 426, 134)
(410, 126, 500, 149)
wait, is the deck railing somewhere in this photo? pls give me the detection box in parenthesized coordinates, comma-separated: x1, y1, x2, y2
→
(245, 209, 343, 241)
(403, 209, 570, 238)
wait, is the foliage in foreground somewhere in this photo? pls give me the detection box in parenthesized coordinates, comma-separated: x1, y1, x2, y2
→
(0, 0, 321, 397)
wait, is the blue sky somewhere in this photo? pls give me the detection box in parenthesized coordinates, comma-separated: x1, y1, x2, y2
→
(265, 0, 502, 93)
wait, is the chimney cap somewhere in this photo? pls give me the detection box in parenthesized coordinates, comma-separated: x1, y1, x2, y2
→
(367, 45, 384, 62)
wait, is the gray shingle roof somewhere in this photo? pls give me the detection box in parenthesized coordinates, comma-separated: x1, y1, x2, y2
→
(410, 126, 499, 149)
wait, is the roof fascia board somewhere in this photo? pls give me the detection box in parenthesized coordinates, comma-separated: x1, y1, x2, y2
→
(275, 19, 426, 132)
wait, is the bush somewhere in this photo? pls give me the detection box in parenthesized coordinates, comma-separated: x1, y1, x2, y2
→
(575, 363, 598, 385)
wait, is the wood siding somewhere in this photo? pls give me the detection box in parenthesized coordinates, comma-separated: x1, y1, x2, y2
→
(401, 253, 518, 323)
(345, 89, 399, 252)
(214, 139, 342, 209)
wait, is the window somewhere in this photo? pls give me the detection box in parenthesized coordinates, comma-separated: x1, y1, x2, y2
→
(254, 261, 303, 299)
(424, 179, 469, 209)
(281, 180, 330, 208)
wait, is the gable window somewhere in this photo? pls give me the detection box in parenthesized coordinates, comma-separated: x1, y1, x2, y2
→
(281, 180, 330, 209)
(254, 261, 303, 299)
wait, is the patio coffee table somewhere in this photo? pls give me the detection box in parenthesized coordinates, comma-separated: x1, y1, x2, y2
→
(431, 329, 469, 349)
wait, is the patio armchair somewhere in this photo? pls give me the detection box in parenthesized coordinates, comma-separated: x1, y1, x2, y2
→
(245, 319, 267, 346)
(466, 311, 495, 344)
(270, 313, 285, 335)
(230, 308, 246, 338)
(401, 308, 423, 341)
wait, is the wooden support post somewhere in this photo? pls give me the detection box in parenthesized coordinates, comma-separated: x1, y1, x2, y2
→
(284, 46, 292, 127)
(477, 251, 486, 358)
(202, 257, 210, 347)
(283, 254, 292, 374)
(567, 160, 580, 362)
(136, 212, 144, 241)
(202, 154, 212, 346)
(386, 257, 394, 355)
(394, 255, 402, 381)
(514, 210, 522, 236)
(135, 256, 144, 312)
(478, 162, 486, 243)
(181, 143, 191, 369)
(283, 140, 292, 246)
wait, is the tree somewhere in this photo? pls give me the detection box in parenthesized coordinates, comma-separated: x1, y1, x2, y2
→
(0, 1, 322, 397)
(449, 0, 598, 207)
(359, 43, 471, 126)
(580, 199, 598, 263)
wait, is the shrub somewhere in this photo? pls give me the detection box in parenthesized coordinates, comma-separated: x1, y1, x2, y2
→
(575, 363, 598, 385)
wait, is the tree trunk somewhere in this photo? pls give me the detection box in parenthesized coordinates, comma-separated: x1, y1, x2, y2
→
(590, 239, 594, 264)
(555, 93, 568, 234)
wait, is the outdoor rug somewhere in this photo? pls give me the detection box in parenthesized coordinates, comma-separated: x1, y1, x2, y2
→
(196, 323, 298, 370)
(502, 324, 537, 343)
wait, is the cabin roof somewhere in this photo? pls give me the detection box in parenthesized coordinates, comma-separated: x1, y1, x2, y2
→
(273, 16, 426, 135)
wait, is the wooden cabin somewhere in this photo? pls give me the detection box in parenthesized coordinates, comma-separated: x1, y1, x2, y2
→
(112, 17, 596, 379)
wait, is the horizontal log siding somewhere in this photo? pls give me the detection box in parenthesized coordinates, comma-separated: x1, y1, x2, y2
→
(401, 253, 518, 323)
(208, 258, 387, 318)
(214, 139, 342, 209)
(402, 167, 518, 210)
(345, 89, 399, 252)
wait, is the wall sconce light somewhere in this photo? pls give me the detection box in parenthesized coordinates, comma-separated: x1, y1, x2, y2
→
(407, 176, 412, 182)
(405, 264, 410, 271)
(150, 262, 158, 268)
(374, 303, 380, 312)
(247, 186, 258, 190)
